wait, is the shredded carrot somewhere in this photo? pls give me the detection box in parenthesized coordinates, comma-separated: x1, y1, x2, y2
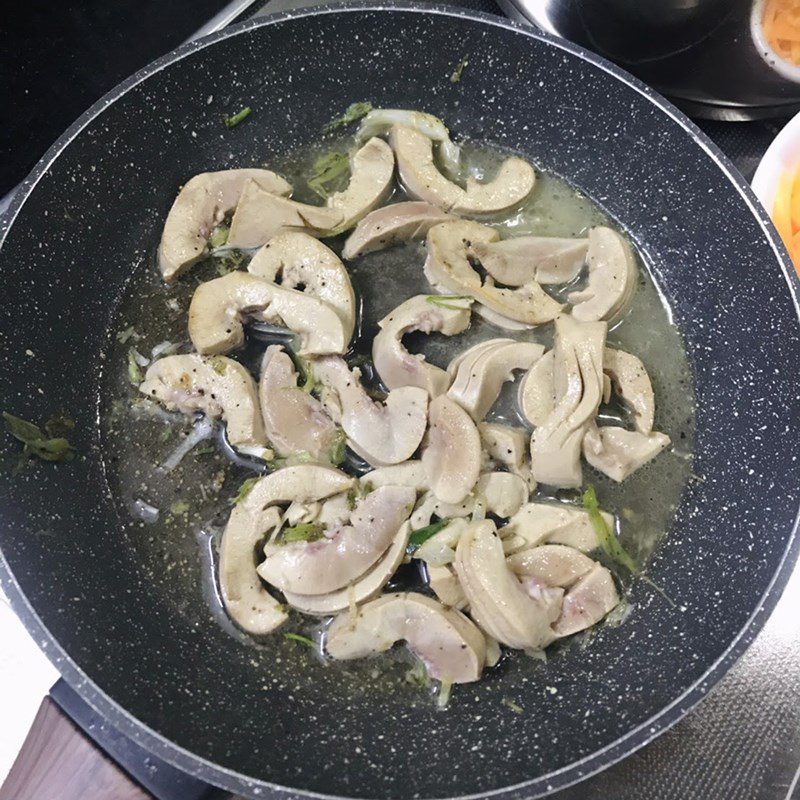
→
(772, 168, 800, 276)
(791, 169, 800, 233)
(763, 0, 800, 65)
(773, 172, 793, 238)
(774, 16, 800, 40)
(763, 7, 777, 41)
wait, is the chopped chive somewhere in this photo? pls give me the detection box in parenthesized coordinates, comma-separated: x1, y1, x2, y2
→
(450, 55, 469, 83)
(426, 295, 472, 311)
(323, 101, 373, 133)
(283, 632, 316, 649)
(169, 500, 190, 516)
(224, 106, 252, 128)
(307, 152, 350, 199)
(582, 484, 674, 606)
(502, 698, 523, 714)
(582, 485, 637, 573)
(298, 357, 316, 393)
(405, 661, 430, 688)
(116, 326, 138, 344)
(407, 518, 451, 554)
(437, 678, 453, 708)
(44, 414, 75, 438)
(328, 428, 347, 466)
(216, 251, 243, 276)
(282, 522, 325, 543)
(127, 348, 144, 385)
(210, 225, 229, 248)
(2, 411, 76, 464)
(230, 476, 259, 505)
(3, 412, 44, 443)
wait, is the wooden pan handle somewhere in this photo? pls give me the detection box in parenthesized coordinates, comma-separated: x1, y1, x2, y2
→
(0, 697, 151, 800)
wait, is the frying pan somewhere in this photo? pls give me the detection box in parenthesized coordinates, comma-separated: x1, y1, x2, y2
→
(1, 4, 799, 799)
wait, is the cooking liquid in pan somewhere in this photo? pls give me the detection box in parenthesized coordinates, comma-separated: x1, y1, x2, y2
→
(99, 139, 695, 694)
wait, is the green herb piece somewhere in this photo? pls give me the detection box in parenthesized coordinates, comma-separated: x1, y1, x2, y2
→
(215, 251, 243, 277)
(362, 480, 374, 496)
(230, 476, 260, 505)
(323, 101, 373, 133)
(127, 348, 144, 385)
(581, 485, 637, 574)
(108, 399, 129, 426)
(116, 326, 138, 344)
(211, 469, 226, 491)
(154, 342, 180, 359)
(283, 632, 316, 649)
(224, 106, 252, 129)
(437, 678, 453, 708)
(211, 357, 228, 376)
(286, 451, 314, 466)
(24, 438, 74, 462)
(582, 485, 676, 608)
(282, 522, 325, 543)
(578, 627, 597, 650)
(502, 698, 523, 714)
(3, 412, 45, 443)
(193, 444, 216, 457)
(307, 152, 350, 199)
(328, 428, 347, 466)
(3, 411, 76, 464)
(169, 500, 190, 516)
(640, 575, 677, 608)
(604, 596, 632, 628)
(405, 661, 430, 688)
(346, 488, 358, 511)
(407, 518, 451, 554)
(210, 225, 229, 248)
(298, 357, 316, 393)
(425, 295, 472, 311)
(450, 55, 469, 83)
(159, 427, 174, 443)
(471, 494, 487, 522)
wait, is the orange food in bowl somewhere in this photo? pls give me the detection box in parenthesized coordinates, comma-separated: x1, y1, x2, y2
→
(771, 165, 800, 275)
(763, 0, 800, 64)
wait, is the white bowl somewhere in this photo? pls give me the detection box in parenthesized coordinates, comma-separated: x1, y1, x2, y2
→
(751, 0, 800, 84)
(752, 109, 800, 213)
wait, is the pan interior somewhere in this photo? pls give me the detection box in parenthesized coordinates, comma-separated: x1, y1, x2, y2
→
(100, 133, 695, 704)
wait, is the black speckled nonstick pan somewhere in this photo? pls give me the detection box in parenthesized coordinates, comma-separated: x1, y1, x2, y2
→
(1, 4, 800, 799)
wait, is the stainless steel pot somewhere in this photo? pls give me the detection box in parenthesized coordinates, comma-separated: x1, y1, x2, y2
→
(498, 0, 800, 119)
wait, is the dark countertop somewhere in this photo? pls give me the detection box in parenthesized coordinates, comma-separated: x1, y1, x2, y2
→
(1, 0, 232, 196)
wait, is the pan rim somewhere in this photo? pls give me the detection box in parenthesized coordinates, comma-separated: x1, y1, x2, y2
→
(1, 3, 799, 799)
